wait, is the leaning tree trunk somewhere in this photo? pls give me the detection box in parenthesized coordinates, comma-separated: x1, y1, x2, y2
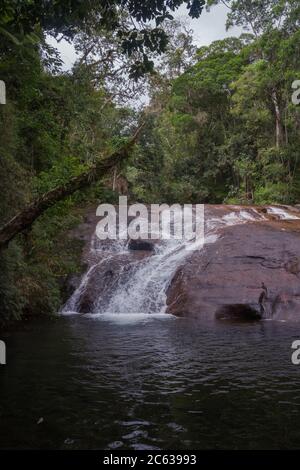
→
(0, 124, 144, 251)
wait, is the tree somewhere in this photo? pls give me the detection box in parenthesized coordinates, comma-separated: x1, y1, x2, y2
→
(0, 2, 206, 321)
(207, 0, 300, 36)
(0, 0, 205, 78)
(0, 124, 144, 251)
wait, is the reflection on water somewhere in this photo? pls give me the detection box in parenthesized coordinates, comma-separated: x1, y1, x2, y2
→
(1, 315, 300, 449)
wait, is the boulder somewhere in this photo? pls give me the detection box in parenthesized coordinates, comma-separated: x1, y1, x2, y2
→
(166, 219, 300, 322)
(128, 239, 155, 251)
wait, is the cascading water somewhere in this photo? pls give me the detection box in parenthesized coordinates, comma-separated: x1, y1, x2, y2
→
(267, 206, 300, 220)
(95, 236, 212, 315)
(62, 205, 299, 317)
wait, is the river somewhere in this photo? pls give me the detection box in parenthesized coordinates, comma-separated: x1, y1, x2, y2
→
(1, 314, 300, 449)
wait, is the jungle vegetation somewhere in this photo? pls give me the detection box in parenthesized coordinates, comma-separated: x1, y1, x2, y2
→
(0, 0, 299, 322)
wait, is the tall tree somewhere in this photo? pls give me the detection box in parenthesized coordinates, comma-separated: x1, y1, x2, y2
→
(207, 0, 300, 36)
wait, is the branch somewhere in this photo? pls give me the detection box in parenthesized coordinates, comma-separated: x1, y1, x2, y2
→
(0, 124, 145, 251)
(220, 0, 231, 9)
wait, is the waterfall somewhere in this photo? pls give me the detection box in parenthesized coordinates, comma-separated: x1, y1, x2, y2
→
(267, 206, 300, 220)
(62, 205, 298, 317)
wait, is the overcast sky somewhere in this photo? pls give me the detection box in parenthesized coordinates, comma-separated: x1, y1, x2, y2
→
(178, 3, 242, 46)
(48, 4, 242, 70)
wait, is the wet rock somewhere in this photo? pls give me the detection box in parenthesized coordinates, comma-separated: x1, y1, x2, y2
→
(77, 289, 95, 313)
(256, 207, 268, 214)
(60, 272, 84, 305)
(76, 258, 128, 313)
(215, 304, 261, 321)
(166, 215, 300, 322)
(128, 239, 154, 251)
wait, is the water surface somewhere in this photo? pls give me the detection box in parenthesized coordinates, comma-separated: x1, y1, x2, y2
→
(1, 315, 300, 449)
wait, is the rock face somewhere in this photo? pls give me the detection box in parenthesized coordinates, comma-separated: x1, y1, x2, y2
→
(76, 255, 134, 313)
(65, 203, 300, 321)
(166, 218, 300, 322)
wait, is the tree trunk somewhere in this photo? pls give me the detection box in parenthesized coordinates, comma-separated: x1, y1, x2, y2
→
(112, 166, 117, 191)
(271, 89, 284, 148)
(0, 124, 144, 251)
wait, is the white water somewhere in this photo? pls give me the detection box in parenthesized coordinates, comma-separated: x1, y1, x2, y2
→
(267, 206, 300, 220)
(62, 205, 299, 317)
(63, 256, 113, 313)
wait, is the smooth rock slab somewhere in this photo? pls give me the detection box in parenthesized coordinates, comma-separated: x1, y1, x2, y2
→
(166, 220, 300, 322)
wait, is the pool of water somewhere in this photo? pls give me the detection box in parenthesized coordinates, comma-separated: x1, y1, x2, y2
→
(1, 314, 300, 449)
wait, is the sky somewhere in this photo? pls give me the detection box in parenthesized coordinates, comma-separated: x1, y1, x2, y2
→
(47, 3, 243, 71)
(178, 3, 242, 46)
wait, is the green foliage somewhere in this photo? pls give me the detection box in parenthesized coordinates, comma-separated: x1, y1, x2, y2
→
(129, 16, 300, 206)
(0, 0, 205, 80)
(1, 0, 300, 324)
(0, 204, 85, 323)
(0, 4, 137, 323)
(207, 0, 300, 35)
(0, 242, 26, 323)
(33, 157, 89, 196)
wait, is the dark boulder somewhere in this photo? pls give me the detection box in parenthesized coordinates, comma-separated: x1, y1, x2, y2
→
(128, 239, 155, 252)
(215, 304, 261, 322)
